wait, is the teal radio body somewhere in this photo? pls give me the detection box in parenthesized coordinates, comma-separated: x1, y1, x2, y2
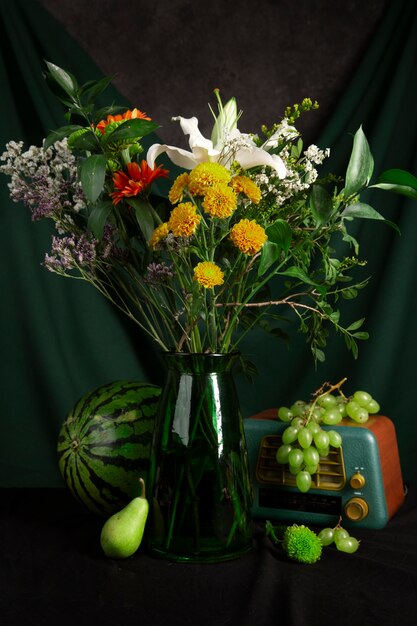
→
(243, 411, 405, 529)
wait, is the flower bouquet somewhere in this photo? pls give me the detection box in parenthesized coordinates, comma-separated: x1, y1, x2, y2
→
(2, 62, 416, 561)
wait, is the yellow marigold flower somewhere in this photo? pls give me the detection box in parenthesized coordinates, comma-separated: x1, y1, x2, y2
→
(230, 218, 268, 255)
(193, 261, 224, 289)
(168, 172, 190, 204)
(202, 183, 237, 219)
(231, 175, 261, 204)
(149, 222, 169, 249)
(189, 162, 231, 196)
(168, 202, 201, 237)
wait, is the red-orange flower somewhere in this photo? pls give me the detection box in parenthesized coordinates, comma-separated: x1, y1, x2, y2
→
(111, 160, 169, 205)
(97, 108, 151, 135)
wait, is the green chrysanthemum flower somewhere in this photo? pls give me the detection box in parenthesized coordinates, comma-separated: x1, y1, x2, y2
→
(282, 524, 322, 564)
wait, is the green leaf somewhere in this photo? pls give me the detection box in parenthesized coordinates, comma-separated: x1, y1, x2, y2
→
(352, 331, 369, 340)
(258, 241, 281, 276)
(79, 154, 107, 202)
(101, 118, 159, 144)
(341, 202, 400, 234)
(43, 125, 83, 150)
(70, 129, 99, 152)
(278, 266, 318, 286)
(309, 184, 334, 226)
(128, 198, 155, 242)
(346, 318, 365, 332)
(313, 347, 326, 363)
(370, 168, 417, 200)
(344, 126, 374, 197)
(265, 219, 292, 252)
(45, 61, 78, 97)
(80, 75, 115, 103)
(87, 201, 113, 239)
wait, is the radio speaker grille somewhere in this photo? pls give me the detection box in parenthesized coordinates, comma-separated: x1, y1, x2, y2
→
(255, 435, 346, 491)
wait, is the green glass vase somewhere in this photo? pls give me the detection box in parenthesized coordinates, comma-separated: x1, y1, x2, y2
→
(146, 352, 253, 562)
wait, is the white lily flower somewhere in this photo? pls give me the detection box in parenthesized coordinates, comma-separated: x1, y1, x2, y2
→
(146, 99, 287, 179)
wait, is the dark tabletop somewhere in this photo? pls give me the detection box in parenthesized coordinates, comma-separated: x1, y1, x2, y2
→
(1, 486, 417, 626)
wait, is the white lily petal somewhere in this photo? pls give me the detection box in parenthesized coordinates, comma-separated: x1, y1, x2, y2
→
(147, 143, 200, 170)
(172, 116, 214, 152)
(235, 146, 287, 178)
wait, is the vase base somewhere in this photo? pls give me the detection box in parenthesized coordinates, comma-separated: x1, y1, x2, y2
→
(147, 541, 253, 563)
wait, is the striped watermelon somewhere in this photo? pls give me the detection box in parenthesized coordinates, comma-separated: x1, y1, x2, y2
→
(57, 380, 161, 517)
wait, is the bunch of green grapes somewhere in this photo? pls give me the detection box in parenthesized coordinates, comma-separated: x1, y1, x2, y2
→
(275, 380, 380, 493)
(318, 523, 360, 554)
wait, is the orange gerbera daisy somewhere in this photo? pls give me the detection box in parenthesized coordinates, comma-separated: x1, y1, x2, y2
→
(96, 108, 151, 135)
(111, 160, 169, 205)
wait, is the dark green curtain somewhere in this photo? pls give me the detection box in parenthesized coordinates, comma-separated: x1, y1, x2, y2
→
(1, 0, 416, 487)
(0, 0, 167, 487)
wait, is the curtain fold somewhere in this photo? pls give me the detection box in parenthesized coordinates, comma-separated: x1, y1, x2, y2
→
(1, 0, 416, 486)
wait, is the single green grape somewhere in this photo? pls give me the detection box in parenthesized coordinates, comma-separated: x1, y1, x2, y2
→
(317, 394, 338, 408)
(350, 407, 369, 423)
(291, 417, 305, 430)
(318, 527, 335, 546)
(353, 390, 373, 407)
(290, 401, 306, 416)
(276, 444, 292, 464)
(296, 470, 312, 493)
(303, 446, 320, 466)
(321, 408, 343, 425)
(288, 448, 304, 467)
(346, 400, 361, 420)
(314, 430, 330, 450)
(366, 398, 380, 414)
(289, 464, 302, 475)
(282, 426, 299, 444)
(278, 406, 293, 422)
(333, 527, 350, 544)
(297, 427, 313, 449)
(327, 430, 342, 447)
(336, 402, 348, 418)
(306, 421, 321, 434)
(336, 536, 360, 554)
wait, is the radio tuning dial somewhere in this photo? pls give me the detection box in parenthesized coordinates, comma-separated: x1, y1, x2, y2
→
(344, 497, 369, 521)
(350, 472, 366, 489)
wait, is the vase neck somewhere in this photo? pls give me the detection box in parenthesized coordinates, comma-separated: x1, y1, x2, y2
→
(163, 352, 238, 374)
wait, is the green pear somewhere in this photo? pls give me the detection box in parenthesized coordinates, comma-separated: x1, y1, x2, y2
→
(100, 477, 149, 558)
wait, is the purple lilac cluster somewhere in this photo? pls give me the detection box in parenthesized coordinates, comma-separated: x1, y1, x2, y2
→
(0, 139, 85, 222)
(145, 262, 175, 285)
(44, 234, 97, 273)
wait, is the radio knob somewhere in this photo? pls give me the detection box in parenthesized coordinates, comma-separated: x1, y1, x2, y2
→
(344, 497, 369, 521)
(350, 472, 366, 489)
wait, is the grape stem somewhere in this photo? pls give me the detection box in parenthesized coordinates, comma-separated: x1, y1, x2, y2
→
(306, 377, 348, 425)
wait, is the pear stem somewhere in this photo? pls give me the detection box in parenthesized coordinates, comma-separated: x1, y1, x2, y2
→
(139, 477, 146, 499)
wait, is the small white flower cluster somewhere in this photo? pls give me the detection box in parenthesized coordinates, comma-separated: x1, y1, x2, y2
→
(0, 138, 86, 219)
(302, 145, 330, 185)
(304, 144, 330, 165)
(251, 140, 331, 206)
(220, 128, 255, 166)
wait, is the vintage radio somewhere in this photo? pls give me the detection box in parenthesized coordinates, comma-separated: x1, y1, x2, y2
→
(243, 410, 405, 529)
